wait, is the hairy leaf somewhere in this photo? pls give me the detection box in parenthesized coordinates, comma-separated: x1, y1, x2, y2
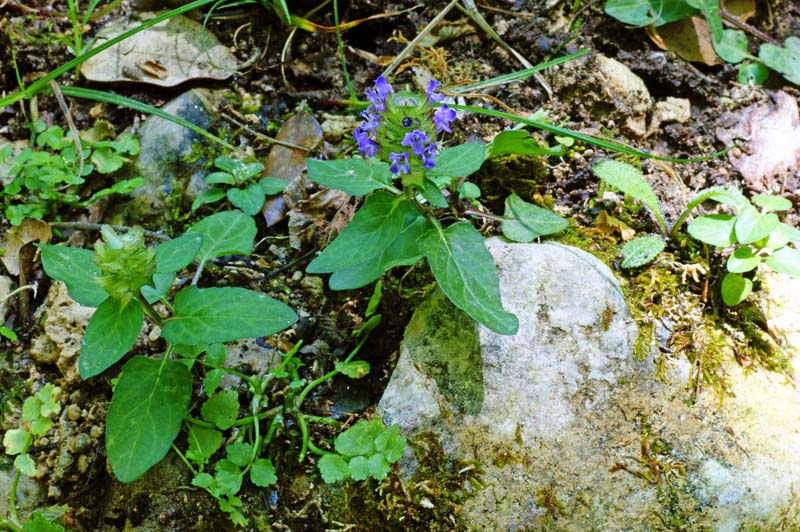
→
(79, 297, 144, 378)
(592, 159, 666, 233)
(306, 157, 393, 196)
(38, 245, 107, 307)
(620, 235, 665, 268)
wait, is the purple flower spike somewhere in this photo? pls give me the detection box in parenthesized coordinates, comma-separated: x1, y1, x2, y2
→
(354, 127, 378, 157)
(422, 144, 438, 169)
(360, 110, 379, 133)
(365, 87, 386, 113)
(401, 129, 431, 157)
(433, 103, 457, 133)
(389, 151, 411, 176)
(426, 79, 444, 104)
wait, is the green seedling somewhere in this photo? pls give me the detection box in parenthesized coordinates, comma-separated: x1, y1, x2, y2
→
(191, 156, 287, 215)
(591, 159, 800, 305)
(603, 0, 799, 86)
(1, 384, 70, 532)
(1, 119, 142, 226)
(317, 418, 406, 483)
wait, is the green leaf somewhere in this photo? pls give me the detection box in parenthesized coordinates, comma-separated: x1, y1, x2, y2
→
(336, 360, 370, 379)
(79, 297, 144, 378)
(620, 235, 666, 268)
(213, 462, 243, 497)
(14, 454, 36, 477)
(154, 233, 203, 273)
(721, 272, 752, 306)
(502, 194, 568, 242)
(751, 194, 792, 213)
(36, 125, 65, 150)
(738, 62, 769, 85)
(36, 384, 60, 417)
(457, 181, 481, 199)
(106, 356, 193, 483)
(485, 130, 563, 159)
(191, 188, 226, 211)
(366, 453, 391, 480)
(306, 158, 393, 196)
(3, 428, 31, 455)
(604, 0, 697, 26)
(29, 417, 53, 437)
(426, 142, 485, 178)
(250, 458, 277, 487)
(734, 205, 778, 245)
(419, 177, 449, 207)
(759, 37, 800, 85)
(592, 159, 666, 233)
(687, 214, 736, 247)
(726, 246, 762, 273)
(186, 211, 256, 265)
(203, 368, 225, 395)
(22, 397, 42, 422)
(186, 425, 223, 464)
(205, 344, 227, 367)
(348, 455, 371, 481)
(715, 29, 750, 64)
(162, 286, 297, 345)
(317, 454, 350, 483)
(38, 245, 107, 307)
(374, 424, 406, 463)
(259, 177, 288, 195)
(225, 442, 252, 468)
(91, 147, 127, 173)
(83, 177, 145, 205)
(419, 222, 518, 335)
(201, 390, 240, 430)
(23, 511, 68, 532)
(204, 171, 236, 186)
(307, 192, 416, 273)
(141, 272, 175, 304)
(328, 213, 432, 290)
(335, 419, 378, 456)
(227, 183, 266, 216)
(214, 156, 244, 174)
(765, 247, 800, 276)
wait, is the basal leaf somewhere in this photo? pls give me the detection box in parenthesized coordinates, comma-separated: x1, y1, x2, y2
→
(687, 214, 736, 248)
(250, 458, 277, 487)
(419, 222, 519, 335)
(502, 194, 568, 242)
(426, 142, 485, 178)
(758, 37, 800, 85)
(366, 453, 391, 480)
(604, 0, 697, 26)
(225, 442, 252, 467)
(227, 184, 265, 216)
(307, 192, 416, 274)
(715, 29, 750, 64)
(334, 419, 378, 457)
(106, 356, 192, 483)
(765, 247, 800, 276)
(328, 214, 432, 290)
(751, 194, 792, 213)
(317, 454, 350, 483)
(306, 158, 393, 196)
(38, 245, 107, 307)
(154, 233, 203, 273)
(375, 424, 406, 463)
(336, 360, 370, 379)
(726, 246, 761, 273)
(79, 297, 144, 378)
(91, 147, 126, 173)
(186, 211, 256, 265)
(592, 159, 666, 233)
(620, 235, 665, 268)
(3, 428, 31, 455)
(721, 272, 752, 306)
(191, 188, 226, 211)
(162, 286, 297, 345)
(347, 455, 371, 481)
(187, 425, 223, 464)
(734, 205, 778, 245)
(486, 130, 563, 159)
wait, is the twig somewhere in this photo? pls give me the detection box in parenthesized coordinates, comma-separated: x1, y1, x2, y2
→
(221, 114, 314, 152)
(720, 7, 780, 46)
(48, 221, 171, 240)
(49, 81, 84, 176)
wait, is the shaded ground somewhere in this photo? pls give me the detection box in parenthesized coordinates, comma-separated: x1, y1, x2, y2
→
(1, 0, 800, 530)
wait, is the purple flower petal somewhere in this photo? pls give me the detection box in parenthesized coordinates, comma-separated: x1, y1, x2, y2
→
(426, 79, 444, 104)
(354, 127, 378, 157)
(401, 129, 431, 157)
(422, 144, 438, 169)
(433, 103, 457, 133)
(374, 76, 394, 99)
(389, 151, 410, 176)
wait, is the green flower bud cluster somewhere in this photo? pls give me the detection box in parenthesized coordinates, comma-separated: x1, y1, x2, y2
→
(93, 226, 155, 302)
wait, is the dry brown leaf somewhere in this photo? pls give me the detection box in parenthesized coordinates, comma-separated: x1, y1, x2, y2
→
(0, 219, 52, 276)
(596, 211, 635, 241)
(648, 16, 720, 66)
(723, 0, 755, 21)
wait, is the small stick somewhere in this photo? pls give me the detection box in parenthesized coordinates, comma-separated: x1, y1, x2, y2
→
(48, 221, 171, 240)
(49, 81, 85, 176)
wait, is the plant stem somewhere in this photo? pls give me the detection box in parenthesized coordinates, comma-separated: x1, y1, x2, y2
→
(332, 0, 356, 100)
(6, 470, 22, 531)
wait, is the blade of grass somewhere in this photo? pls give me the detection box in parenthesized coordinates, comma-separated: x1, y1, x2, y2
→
(52, 85, 234, 149)
(448, 103, 732, 163)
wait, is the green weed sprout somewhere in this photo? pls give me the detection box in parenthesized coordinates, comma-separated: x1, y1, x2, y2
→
(2, 384, 70, 532)
(0, 119, 142, 226)
(191, 156, 287, 215)
(305, 76, 570, 336)
(591, 159, 800, 305)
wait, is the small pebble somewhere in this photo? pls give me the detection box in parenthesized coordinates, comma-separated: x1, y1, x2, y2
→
(66, 404, 82, 421)
(90, 425, 104, 439)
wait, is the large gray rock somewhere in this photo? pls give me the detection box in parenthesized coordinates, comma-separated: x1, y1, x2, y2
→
(378, 240, 800, 531)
